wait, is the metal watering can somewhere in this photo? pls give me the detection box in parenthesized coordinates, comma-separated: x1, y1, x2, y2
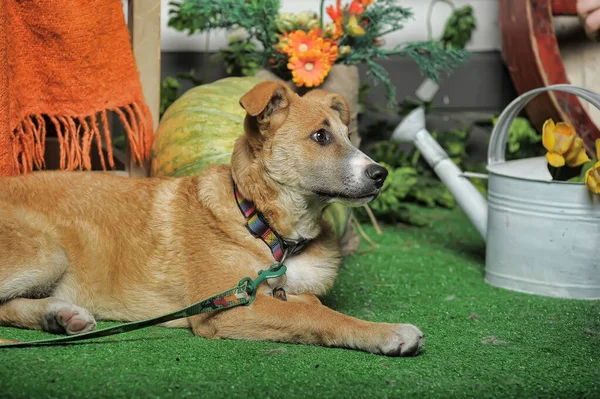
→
(391, 84, 600, 300)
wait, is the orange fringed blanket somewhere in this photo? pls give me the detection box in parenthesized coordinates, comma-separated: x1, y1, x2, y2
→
(0, 0, 153, 176)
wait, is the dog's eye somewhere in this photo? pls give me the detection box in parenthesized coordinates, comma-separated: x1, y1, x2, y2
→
(311, 130, 330, 145)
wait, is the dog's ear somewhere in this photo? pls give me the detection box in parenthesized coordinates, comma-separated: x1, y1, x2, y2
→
(239, 81, 291, 128)
(328, 93, 351, 126)
(303, 90, 350, 126)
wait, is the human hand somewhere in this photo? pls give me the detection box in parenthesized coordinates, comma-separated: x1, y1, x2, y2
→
(578, 0, 600, 38)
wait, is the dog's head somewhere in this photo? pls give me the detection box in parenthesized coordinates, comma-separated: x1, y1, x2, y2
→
(237, 81, 387, 207)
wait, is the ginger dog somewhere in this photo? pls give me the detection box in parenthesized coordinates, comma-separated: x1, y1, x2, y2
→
(0, 82, 424, 356)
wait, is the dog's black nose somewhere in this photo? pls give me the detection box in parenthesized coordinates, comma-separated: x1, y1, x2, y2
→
(365, 164, 388, 188)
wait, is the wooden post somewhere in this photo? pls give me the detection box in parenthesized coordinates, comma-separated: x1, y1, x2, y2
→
(127, 0, 161, 177)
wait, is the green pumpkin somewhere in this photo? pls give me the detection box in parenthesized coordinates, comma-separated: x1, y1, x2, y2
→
(150, 76, 351, 239)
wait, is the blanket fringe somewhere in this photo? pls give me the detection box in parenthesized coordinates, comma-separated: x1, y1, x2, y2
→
(10, 101, 152, 175)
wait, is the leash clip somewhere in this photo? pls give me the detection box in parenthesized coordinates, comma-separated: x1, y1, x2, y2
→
(239, 263, 288, 297)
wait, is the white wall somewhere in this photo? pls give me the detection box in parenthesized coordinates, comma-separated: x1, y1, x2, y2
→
(160, 0, 501, 52)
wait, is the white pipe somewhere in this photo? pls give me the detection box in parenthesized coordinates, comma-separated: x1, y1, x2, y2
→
(391, 108, 488, 241)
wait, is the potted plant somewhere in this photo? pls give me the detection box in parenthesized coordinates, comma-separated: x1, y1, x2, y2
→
(168, 0, 467, 146)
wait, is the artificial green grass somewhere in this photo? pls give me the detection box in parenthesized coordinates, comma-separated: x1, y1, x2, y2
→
(1, 208, 599, 399)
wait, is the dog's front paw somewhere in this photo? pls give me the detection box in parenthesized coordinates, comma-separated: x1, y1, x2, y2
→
(380, 324, 424, 357)
(43, 301, 97, 335)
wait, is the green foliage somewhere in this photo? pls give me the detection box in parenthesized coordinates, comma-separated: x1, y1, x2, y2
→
(493, 116, 544, 160)
(339, 0, 414, 58)
(367, 138, 411, 166)
(168, 0, 281, 65)
(160, 77, 182, 118)
(369, 128, 472, 172)
(112, 134, 127, 152)
(362, 113, 551, 226)
(355, 163, 430, 226)
(344, 41, 467, 108)
(398, 97, 433, 118)
(159, 71, 204, 120)
(382, 164, 418, 199)
(440, 6, 476, 50)
(349, 2, 475, 109)
(216, 36, 262, 77)
(363, 121, 490, 226)
(568, 157, 598, 183)
(409, 175, 455, 208)
(365, 139, 461, 221)
(431, 129, 469, 167)
(340, 0, 469, 107)
(176, 69, 204, 86)
(341, 1, 469, 107)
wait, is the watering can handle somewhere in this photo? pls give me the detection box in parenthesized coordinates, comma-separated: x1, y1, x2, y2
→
(488, 84, 600, 166)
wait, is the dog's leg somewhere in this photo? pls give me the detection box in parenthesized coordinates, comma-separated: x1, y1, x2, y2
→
(0, 297, 96, 334)
(0, 205, 68, 300)
(0, 205, 95, 334)
(192, 293, 424, 357)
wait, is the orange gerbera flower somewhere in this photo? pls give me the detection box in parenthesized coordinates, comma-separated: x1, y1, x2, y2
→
(288, 50, 332, 88)
(287, 29, 323, 57)
(311, 27, 324, 37)
(322, 40, 339, 64)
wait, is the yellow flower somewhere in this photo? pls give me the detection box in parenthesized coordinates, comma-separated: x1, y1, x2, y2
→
(324, 23, 338, 38)
(346, 15, 366, 36)
(296, 11, 313, 26)
(564, 137, 591, 167)
(305, 19, 320, 29)
(542, 119, 576, 167)
(276, 12, 295, 32)
(274, 33, 291, 53)
(296, 11, 320, 29)
(584, 139, 600, 194)
(585, 162, 600, 194)
(339, 45, 351, 55)
(287, 50, 331, 88)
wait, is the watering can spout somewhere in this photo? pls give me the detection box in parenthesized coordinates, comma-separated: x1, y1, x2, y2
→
(391, 107, 426, 143)
(391, 108, 488, 241)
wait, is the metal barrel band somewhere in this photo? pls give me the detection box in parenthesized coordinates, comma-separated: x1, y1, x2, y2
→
(0, 265, 286, 349)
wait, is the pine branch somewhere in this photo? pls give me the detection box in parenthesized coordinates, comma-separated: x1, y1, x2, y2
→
(345, 41, 467, 107)
(168, 0, 281, 61)
(390, 41, 467, 82)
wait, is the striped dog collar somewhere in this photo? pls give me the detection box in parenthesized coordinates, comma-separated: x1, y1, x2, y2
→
(233, 182, 309, 262)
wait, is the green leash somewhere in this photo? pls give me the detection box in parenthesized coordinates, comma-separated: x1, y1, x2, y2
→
(0, 264, 287, 349)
